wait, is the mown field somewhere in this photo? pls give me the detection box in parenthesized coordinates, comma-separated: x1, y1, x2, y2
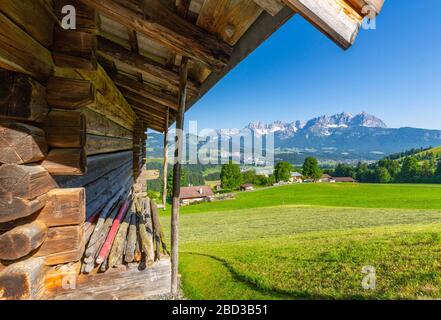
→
(161, 184, 441, 299)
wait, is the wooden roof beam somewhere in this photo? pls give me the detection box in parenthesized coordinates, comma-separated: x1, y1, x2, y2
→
(344, 0, 384, 16)
(283, 0, 364, 49)
(130, 106, 168, 128)
(138, 117, 165, 132)
(97, 37, 200, 96)
(119, 87, 176, 115)
(112, 73, 179, 111)
(78, 0, 233, 71)
(253, 0, 285, 16)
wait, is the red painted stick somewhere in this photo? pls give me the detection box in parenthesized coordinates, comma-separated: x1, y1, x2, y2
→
(96, 200, 130, 264)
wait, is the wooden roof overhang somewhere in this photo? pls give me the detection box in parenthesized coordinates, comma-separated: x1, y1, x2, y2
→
(78, 0, 385, 133)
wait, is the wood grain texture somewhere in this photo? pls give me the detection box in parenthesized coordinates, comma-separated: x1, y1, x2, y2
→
(344, 0, 384, 16)
(85, 134, 133, 156)
(42, 148, 87, 176)
(0, 164, 57, 200)
(197, 0, 263, 46)
(113, 74, 178, 111)
(79, 0, 232, 70)
(34, 225, 84, 258)
(0, 221, 47, 260)
(54, 65, 136, 131)
(0, 0, 54, 47)
(0, 69, 48, 123)
(283, 0, 362, 49)
(98, 37, 199, 97)
(82, 107, 132, 139)
(0, 122, 47, 164)
(42, 259, 171, 300)
(46, 77, 96, 109)
(54, 150, 132, 188)
(37, 188, 86, 227)
(42, 237, 86, 266)
(0, 11, 54, 80)
(253, 0, 285, 16)
(0, 257, 48, 300)
(52, 28, 98, 71)
(0, 193, 47, 223)
(45, 110, 86, 148)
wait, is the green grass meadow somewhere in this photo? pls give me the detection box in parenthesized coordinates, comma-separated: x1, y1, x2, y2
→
(161, 183, 441, 299)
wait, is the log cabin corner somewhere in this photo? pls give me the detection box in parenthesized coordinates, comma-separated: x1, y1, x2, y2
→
(0, 0, 385, 300)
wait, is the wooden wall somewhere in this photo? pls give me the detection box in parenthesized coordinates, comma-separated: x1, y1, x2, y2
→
(0, 1, 147, 300)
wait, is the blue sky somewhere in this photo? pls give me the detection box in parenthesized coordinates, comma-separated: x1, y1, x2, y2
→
(185, 0, 441, 130)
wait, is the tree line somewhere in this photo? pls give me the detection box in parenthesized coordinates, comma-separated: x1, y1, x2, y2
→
(327, 148, 441, 183)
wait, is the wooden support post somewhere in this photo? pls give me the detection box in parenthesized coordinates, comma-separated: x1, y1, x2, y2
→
(162, 108, 169, 210)
(171, 57, 188, 296)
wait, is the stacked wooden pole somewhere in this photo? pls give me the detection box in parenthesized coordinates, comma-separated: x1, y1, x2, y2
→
(80, 188, 168, 274)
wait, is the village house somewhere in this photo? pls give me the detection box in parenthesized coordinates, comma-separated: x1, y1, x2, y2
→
(240, 184, 255, 191)
(290, 172, 304, 183)
(319, 174, 334, 183)
(179, 186, 215, 205)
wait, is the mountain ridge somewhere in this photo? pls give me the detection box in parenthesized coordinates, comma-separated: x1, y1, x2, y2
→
(147, 112, 441, 164)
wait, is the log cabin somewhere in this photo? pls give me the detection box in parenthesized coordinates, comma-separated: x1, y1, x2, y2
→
(0, 0, 385, 300)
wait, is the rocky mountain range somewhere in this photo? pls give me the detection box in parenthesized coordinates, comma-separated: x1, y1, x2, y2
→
(148, 112, 441, 164)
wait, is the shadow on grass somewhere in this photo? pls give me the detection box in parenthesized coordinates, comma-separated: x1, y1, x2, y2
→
(182, 252, 368, 300)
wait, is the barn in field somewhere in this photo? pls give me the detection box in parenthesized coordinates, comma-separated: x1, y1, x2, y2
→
(0, 0, 385, 300)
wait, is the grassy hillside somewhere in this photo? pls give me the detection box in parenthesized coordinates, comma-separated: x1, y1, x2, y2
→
(161, 183, 441, 299)
(180, 183, 441, 214)
(417, 146, 441, 157)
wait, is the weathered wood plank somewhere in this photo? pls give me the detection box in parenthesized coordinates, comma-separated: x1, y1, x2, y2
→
(0, 122, 47, 164)
(45, 110, 86, 148)
(54, 151, 132, 188)
(79, 0, 232, 70)
(46, 77, 96, 109)
(52, 28, 98, 70)
(82, 107, 133, 139)
(85, 134, 133, 156)
(0, 70, 48, 124)
(42, 238, 86, 266)
(113, 74, 178, 111)
(54, 66, 137, 131)
(0, 194, 47, 223)
(42, 259, 171, 300)
(197, 0, 263, 46)
(0, 257, 48, 300)
(34, 225, 84, 258)
(98, 37, 200, 97)
(253, 0, 285, 16)
(0, 165, 57, 200)
(124, 213, 137, 264)
(0, 12, 54, 80)
(283, 0, 362, 49)
(85, 161, 131, 207)
(37, 188, 86, 227)
(42, 148, 87, 176)
(344, 0, 384, 16)
(0, 0, 54, 47)
(0, 221, 47, 261)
